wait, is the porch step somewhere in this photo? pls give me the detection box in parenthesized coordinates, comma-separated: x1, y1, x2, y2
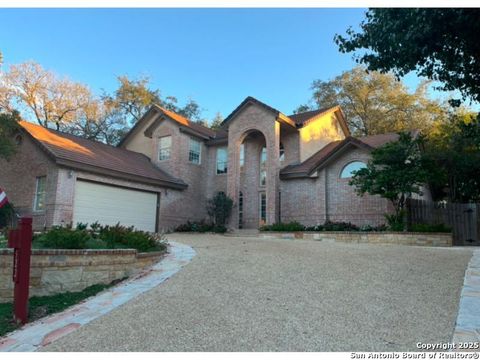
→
(225, 229, 260, 237)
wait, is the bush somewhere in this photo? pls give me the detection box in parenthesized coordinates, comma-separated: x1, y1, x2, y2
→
(34, 222, 167, 252)
(36, 226, 92, 249)
(385, 211, 405, 231)
(175, 220, 214, 233)
(0, 202, 15, 229)
(410, 223, 452, 233)
(260, 221, 305, 232)
(322, 221, 359, 231)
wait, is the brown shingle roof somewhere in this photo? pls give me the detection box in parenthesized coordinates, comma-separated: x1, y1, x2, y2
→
(20, 121, 187, 189)
(280, 133, 402, 179)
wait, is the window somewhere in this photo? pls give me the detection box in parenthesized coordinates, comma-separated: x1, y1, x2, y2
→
(340, 161, 367, 178)
(239, 144, 245, 169)
(260, 146, 267, 186)
(158, 136, 172, 161)
(279, 143, 285, 162)
(259, 192, 266, 225)
(216, 147, 228, 174)
(189, 138, 202, 164)
(238, 192, 243, 229)
(34, 176, 46, 211)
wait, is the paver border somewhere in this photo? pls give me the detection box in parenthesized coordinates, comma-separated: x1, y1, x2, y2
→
(452, 248, 480, 348)
(0, 241, 196, 352)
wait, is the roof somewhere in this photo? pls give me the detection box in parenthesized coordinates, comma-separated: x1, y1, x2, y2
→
(119, 104, 222, 147)
(221, 96, 285, 128)
(280, 133, 401, 179)
(288, 106, 340, 126)
(19, 121, 187, 189)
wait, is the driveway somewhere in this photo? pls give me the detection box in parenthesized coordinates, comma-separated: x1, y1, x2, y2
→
(42, 234, 472, 352)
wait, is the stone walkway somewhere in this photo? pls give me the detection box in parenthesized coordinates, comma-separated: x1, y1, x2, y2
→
(0, 241, 196, 352)
(452, 248, 480, 347)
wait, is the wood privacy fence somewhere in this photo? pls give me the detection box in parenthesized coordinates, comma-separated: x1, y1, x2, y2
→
(407, 199, 480, 246)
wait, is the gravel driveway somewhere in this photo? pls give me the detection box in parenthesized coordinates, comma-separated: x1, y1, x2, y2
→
(42, 234, 472, 352)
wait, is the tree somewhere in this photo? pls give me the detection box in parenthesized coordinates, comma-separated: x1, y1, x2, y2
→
(206, 192, 233, 231)
(105, 76, 204, 127)
(349, 132, 432, 230)
(210, 112, 224, 129)
(0, 110, 20, 160)
(1, 61, 91, 130)
(103, 75, 161, 126)
(335, 9, 480, 105)
(296, 67, 447, 136)
(426, 111, 480, 202)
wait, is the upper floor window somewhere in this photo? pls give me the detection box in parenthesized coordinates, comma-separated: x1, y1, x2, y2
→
(216, 147, 228, 174)
(260, 146, 267, 186)
(239, 144, 245, 169)
(260, 146, 267, 165)
(34, 176, 46, 211)
(158, 136, 172, 161)
(340, 161, 367, 179)
(189, 138, 202, 164)
(279, 143, 285, 162)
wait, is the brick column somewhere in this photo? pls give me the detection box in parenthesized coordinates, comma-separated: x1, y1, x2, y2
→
(265, 122, 280, 225)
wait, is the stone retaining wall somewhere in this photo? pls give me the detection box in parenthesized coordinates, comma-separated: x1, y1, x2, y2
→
(0, 248, 165, 303)
(259, 231, 452, 247)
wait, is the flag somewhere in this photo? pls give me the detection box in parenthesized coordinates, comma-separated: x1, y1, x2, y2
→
(0, 187, 8, 209)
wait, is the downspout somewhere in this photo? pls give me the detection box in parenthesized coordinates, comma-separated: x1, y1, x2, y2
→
(324, 167, 329, 223)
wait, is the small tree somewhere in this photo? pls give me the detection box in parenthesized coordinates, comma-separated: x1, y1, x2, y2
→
(206, 192, 233, 231)
(349, 132, 431, 230)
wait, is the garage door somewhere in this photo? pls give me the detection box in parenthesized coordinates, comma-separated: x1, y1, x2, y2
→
(73, 180, 158, 232)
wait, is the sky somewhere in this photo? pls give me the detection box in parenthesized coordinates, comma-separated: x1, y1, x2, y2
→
(0, 8, 434, 122)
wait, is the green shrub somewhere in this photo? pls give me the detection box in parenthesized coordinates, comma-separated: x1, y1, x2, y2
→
(260, 221, 305, 232)
(175, 220, 214, 233)
(322, 221, 359, 231)
(410, 223, 452, 233)
(0, 202, 15, 229)
(36, 226, 92, 249)
(34, 222, 167, 252)
(385, 211, 405, 231)
(213, 225, 227, 233)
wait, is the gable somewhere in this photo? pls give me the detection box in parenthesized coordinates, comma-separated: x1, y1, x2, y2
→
(298, 110, 348, 162)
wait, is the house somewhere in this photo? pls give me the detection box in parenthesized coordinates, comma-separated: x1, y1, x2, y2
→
(0, 96, 421, 232)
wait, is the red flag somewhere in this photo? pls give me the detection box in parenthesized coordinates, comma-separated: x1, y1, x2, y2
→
(0, 187, 8, 208)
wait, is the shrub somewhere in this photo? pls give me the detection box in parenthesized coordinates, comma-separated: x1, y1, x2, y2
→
(410, 223, 452, 233)
(260, 221, 305, 232)
(385, 212, 405, 231)
(213, 225, 227, 233)
(0, 202, 15, 229)
(35, 222, 167, 252)
(175, 220, 214, 233)
(322, 221, 359, 231)
(36, 226, 92, 249)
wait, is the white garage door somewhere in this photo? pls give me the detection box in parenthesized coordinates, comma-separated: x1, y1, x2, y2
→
(73, 180, 158, 232)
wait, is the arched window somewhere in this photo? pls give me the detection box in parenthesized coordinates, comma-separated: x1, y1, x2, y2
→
(340, 161, 367, 179)
(279, 143, 285, 162)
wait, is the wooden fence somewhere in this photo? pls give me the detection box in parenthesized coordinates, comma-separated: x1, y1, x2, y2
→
(407, 199, 480, 246)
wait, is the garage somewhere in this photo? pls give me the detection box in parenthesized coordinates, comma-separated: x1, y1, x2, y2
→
(72, 180, 159, 232)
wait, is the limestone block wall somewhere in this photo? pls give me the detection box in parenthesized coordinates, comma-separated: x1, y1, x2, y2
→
(259, 231, 452, 247)
(0, 249, 164, 303)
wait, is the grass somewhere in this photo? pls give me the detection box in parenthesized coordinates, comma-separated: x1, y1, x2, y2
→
(0, 280, 122, 338)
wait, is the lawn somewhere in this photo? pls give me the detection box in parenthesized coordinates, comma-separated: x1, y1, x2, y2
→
(0, 281, 121, 338)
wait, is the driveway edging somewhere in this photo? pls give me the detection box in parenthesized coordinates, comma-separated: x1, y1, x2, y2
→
(452, 248, 480, 346)
(0, 241, 196, 352)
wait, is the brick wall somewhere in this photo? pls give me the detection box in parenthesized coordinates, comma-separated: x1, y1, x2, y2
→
(0, 248, 164, 303)
(0, 132, 59, 230)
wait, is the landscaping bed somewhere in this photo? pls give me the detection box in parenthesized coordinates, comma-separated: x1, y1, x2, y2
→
(0, 281, 120, 337)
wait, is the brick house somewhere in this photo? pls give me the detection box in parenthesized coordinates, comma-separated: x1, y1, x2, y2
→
(0, 96, 427, 231)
